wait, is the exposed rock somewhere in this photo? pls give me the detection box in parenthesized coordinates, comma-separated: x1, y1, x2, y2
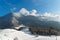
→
(12, 17, 19, 27)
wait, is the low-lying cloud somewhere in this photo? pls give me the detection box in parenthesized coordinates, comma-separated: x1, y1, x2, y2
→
(13, 8, 60, 22)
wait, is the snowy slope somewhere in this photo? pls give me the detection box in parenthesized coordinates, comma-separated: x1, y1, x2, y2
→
(0, 29, 60, 40)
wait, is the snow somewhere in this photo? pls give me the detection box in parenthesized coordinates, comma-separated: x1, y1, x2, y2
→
(0, 29, 60, 40)
(14, 24, 26, 29)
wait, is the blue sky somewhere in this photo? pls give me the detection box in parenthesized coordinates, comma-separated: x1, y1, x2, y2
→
(0, 0, 60, 16)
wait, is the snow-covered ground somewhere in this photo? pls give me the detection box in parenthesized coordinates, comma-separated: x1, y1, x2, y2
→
(0, 29, 60, 40)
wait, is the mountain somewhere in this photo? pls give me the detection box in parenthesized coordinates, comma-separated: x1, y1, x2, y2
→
(18, 15, 60, 30)
(0, 13, 19, 29)
(0, 12, 60, 30)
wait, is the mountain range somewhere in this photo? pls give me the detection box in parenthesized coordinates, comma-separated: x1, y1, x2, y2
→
(0, 8, 60, 30)
(0, 13, 60, 30)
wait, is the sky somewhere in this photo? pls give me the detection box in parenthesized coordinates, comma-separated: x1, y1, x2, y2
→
(0, 0, 60, 16)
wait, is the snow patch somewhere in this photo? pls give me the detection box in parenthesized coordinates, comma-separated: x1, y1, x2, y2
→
(14, 24, 26, 29)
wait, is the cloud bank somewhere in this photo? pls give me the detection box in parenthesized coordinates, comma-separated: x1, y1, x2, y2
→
(13, 8, 60, 22)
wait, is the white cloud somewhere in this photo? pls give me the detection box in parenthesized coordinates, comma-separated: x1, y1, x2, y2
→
(14, 8, 60, 18)
(13, 8, 29, 18)
(30, 9, 38, 16)
(13, 12, 21, 18)
(13, 8, 39, 18)
(20, 8, 29, 16)
(40, 12, 59, 17)
(39, 12, 60, 22)
(12, 8, 60, 22)
(31, 9, 37, 14)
